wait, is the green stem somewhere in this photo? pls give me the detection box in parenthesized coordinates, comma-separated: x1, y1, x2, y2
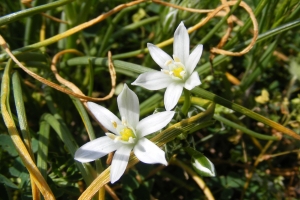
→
(212, 114, 278, 140)
(87, 58, 94, 97)
(37, 121, 50, 180)
(178, 97, 279, 141)
(191, 87, 300, 140)
(98, 4, 142, 57)
(200, 0, 241, 44)
(181, 89, 191, 116)
(112, 16, 160, 38)
(0, 0, 75, 26)
(223, 0, 269, 49)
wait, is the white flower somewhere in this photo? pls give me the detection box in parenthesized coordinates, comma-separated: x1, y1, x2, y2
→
(74, 84, 174, 183)
(132, 22, 203, 111)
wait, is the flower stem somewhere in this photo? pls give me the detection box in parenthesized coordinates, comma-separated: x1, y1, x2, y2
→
(181, 89, 191, 116)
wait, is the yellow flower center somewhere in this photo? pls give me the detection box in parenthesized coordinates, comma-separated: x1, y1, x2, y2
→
(164, 56, 186, 80)
(172, 67, 185, 79)
(120, 127, 135, 141)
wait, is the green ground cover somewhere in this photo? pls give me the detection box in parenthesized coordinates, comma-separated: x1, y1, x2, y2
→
(0, 0, 300, 199)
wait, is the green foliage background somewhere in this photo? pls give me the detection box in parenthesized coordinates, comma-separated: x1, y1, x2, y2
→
(0, 0, 300, 199)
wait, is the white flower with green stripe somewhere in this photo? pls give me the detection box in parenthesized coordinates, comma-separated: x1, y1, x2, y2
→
(132, 22, 203, 111)
(75, 84, 174, 183)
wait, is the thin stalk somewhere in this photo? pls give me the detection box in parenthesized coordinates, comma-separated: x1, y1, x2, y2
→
(37, 121, 50, 180)
(191, 87, 300, 140)
(1, 59, 55, 200)
(87, 59, 94, 97)
(0, 0, 75, 26)
(170, 158, 215, 200)
(241, 140, 273, 199)
(98, 4, 143, 57)
(0, 0, 147, 61)
(223, 0, 268, 49)
(200, 0, 241, 44)
(181, 89, 191, 116)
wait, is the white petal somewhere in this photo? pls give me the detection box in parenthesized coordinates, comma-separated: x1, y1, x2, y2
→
(132, 71, 173, 90)
(184, 71, 201, 90)
(134, 138, 167, 165)
(117, 84, 139, 128)
(110, 144, 132, 183)
(174, 22, 189, 64)
(136, 111, 175, 138)
(164, 83, 183, 111)
(87, 102, 120, 134)
(186, 44, 203, 74)
(147, 43, 172, 69)
(74, 136, 121, 163)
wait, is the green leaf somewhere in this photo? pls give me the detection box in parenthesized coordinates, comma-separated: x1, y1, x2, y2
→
(9, 157, 30, 188)
(220, 188, 233, 200)
(122, 172, 140, 192)
(133, 184, 151, 200)
(185, 147, 216, 177)
(0, 174, 19, 189)
(0, 134, 18, 157)
(220, 172, 245, 189)
(31, 137, 38, 153)
(289, 58, 300, 80)
(225, 172, 244, 188)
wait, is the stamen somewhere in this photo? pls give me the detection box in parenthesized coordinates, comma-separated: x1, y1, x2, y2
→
(165, 60, 173, 66)
(106, 132, 117, 140)
(114, 137, 121, 142)
(161, 69, 170, 74)
(111, 120, 117, 128)
(173, 55, 181, 62)
(163, 56, 186, 80)
(175, 62, 185, 68)
(128, 137, 135, 143)
(180, 71, 186, 77)
(121, 116, 128, 126)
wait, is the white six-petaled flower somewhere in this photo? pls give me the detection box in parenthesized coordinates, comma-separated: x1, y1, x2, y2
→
(132, 22, 203, 111)
(74, 84, 175, 183)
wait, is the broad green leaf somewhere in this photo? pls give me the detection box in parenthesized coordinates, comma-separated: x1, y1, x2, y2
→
(0, 134, 18, 157)
(219, 172, 245, 189)
(289, 58, 300, 80)
(0, 174, 19, 189)
(9, 157, 30, 188)
(122, 173, 140, 192)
